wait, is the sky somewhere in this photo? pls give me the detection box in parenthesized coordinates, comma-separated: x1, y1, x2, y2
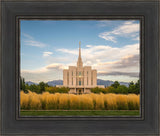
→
(20, 20, 140, 83)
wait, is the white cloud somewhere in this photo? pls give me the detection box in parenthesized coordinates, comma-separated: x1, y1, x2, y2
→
(112, 21, 139, 35)
(22, 43, 139, 82)
(21, 63, 64, 83)
(99, 21, 140, 42)
(99, 33, 117, 43)
(86, 45, 92, 48)
(56, 43, 139, 74)
(23, 33, 48, 48)
(22, 33, 34, 40)
(43, 51, 53, 57)
(56, 48, 78, 55)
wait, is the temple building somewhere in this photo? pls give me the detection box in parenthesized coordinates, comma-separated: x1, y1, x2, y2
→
(61, 42, 104, 94)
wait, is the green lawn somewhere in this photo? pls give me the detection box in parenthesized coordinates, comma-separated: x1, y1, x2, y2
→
(20, 110, 140, 116)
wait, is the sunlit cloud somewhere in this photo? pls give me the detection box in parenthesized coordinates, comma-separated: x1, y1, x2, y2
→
(99, 21, 140, 42)
(21, 43, 139, 82)
(43, 51, 53, 57)
(21, 20, 140, 83)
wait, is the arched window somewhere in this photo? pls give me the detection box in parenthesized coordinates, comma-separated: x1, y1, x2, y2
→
(79, 81, 81, 85)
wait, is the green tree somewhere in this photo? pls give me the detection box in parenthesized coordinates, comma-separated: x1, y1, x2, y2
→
(29, 84, 40, 93)
(129, 81, 134, 87)
(45, 86, 70, 94)
(20, 77, 28, 93)
(116, 85, 128, 94)
(128, 80, 140, 94)
(39, 82, 46, 93)
(107, 86, 117, 93)
(91, 87, 104, 94)
(111, 81, 120, 88)
(134, 80, 140, 94)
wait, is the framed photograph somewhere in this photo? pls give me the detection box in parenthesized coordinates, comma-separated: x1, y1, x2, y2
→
(19, 18, 142, 118)
(1, 0, 159, 135)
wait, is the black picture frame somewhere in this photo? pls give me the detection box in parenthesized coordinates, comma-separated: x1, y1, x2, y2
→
(0, 0, 159, 135)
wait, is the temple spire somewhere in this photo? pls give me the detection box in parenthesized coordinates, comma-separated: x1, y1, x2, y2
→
(77, 41, 83, 67)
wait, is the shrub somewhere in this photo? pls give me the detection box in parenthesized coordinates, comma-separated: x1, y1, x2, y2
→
(45, 87, 70, 94)
(20, 91, 30, 110)
(58, 94, 70, 110)
(69, 94, 80, 110)
(20, 92, 140, 110)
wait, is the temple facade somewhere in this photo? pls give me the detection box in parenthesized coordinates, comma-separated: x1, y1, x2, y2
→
(59, 42, 104, 94)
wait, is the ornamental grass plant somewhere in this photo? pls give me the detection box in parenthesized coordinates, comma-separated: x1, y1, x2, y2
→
(20, 91, 140, 110)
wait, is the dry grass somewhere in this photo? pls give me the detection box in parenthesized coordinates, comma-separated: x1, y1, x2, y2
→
(20, 91, 140, 110)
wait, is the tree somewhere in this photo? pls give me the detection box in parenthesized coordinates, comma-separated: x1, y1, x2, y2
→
(111, 81, 120, 88)
(29, 84, 40, 93)
(45, 86, 70, 94)
(128, 80, 140, 94)
(107, 86, 117, 93)
(134, 80, 140, 94)
(129, 81, 134, 87)
(116, 85, 128, 94)
(20, 77, 28, 93)
(91, 87, 104, 94)
(39, 82, 46, 93)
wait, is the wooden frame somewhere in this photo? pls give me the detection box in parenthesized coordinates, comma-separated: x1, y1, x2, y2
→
(0, 0, 159, 135)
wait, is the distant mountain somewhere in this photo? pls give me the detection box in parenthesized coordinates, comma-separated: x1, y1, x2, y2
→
(97, 79, 129, 87)
(97, 79, 114, 87)
(47, 80, 63, 86)
(25, 81, 38, 86)
(119, 81, 129, 87)
(26, 79, 129, 87)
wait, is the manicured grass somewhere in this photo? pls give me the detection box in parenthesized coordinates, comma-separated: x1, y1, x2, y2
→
(20, 110, 140, 116)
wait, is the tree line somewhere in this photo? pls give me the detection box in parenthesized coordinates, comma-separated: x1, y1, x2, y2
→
(20, 77, 69, 94)
(20, 77, 140, 94)
(91, 80, 140, 94)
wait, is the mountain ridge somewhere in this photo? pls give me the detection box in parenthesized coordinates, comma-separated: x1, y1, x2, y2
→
(26, 79, 129, 87)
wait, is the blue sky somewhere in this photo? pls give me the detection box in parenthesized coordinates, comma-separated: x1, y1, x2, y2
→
(21, 20, 140, 83)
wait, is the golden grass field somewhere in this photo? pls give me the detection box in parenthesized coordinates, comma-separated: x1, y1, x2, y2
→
(20, 91, 140, 110)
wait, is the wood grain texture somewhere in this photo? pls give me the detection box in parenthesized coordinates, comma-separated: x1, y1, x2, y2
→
(0, 0, 159, 135)
(0, 0, 2, 135)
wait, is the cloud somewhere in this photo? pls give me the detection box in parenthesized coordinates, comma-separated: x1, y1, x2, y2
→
(21, 63, 64, 83)
(43, 52, 53, 57)
(56, 43, 139, 77)
(46, 63, 66, 70)
(99, 21, 140, 42)
(22, 63, 64, 74)
(56, 48, 78, 55)
(86, 45, 92, 48)
(112, 21, 139, 35)
(57, 43, 139, 63)
(22, 43, 140, 82)
(133, 37, 139, 41)
(22, 33, 34, 40)
(23, 33, 48, 48)
(97, 71, 139, 78)
(99, 33, 117, 43)
(113, 54, 139, 69)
